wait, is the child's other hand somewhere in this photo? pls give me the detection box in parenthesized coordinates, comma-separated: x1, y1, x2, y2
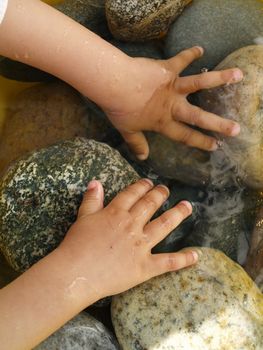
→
(59, 179, 197, 301)
(105, 47, 243, 160)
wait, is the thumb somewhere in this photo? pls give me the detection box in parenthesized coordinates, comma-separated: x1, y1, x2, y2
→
(121, 131, 149, 160)
(78, 180, 104, 218)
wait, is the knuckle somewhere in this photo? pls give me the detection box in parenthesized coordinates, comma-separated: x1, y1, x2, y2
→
(192, 77, 201, 91)
(189, 107, 202, 125)
(166, 255, 179, 270)
(159, 213, 172, 230)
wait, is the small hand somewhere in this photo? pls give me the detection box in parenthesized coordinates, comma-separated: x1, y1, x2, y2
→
(105, 47, 243, 160)
(59, 179, 198, 300)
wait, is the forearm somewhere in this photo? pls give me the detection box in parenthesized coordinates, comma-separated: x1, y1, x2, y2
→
(0, 247, 99, 350)
(0, 0, 151, 111)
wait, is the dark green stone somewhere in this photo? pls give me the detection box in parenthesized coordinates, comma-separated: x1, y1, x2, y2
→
(0, 138, 139, 272)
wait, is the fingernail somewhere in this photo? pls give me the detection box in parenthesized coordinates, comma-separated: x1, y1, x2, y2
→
(143, 178, 154, 187)
(230, 122, 240, 136)
(87, 180, 98, 191)
(137, 153, 148, 161)
(195, 46, 204, 55)
(157, 184, 170, 196)
(232, 69, 243, 82)
(191, 250, 199, 263)
(180, 201, 193, 213)
(210, 140, 218, 151)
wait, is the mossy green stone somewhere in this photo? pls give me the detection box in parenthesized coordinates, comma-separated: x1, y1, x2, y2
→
(35, 312, 120, 349)
(0, 138, 139, 272)
(112, 248, 263, 350)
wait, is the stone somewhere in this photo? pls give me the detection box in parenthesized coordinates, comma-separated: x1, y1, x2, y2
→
(0, 138, 139, 272)
(145, 132, 212, 186)
(0, 82, 112, 175)
(35, 312, 120, 349)
(110, 39, 164, 59)
(245, 207, 263, 292)
(0, 252, 19, 289)
(198, 45, 263, 189)
(106, 0, 191, 42)
(165, 0, 263, 76)
(0, 58, 54, 82)
(112, 248, 263, 350)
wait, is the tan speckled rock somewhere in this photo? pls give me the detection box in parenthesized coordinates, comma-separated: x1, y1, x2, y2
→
(106, 0, 191, 42)
(0, 82, 111, 175)
(199, 45, 263, 189)
(112, 248, 263, 350)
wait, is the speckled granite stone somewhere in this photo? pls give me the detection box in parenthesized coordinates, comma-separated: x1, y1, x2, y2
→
(106, 0, 191, 42)
(112, 248, 263, 350)
(0, 252, 18, 289)
(0, 82, 112, 175)
(0, 138, 139, 272)
(165, 0, 263, 76)
(199, 45, 263, 189)
(35, 312, 120, 349)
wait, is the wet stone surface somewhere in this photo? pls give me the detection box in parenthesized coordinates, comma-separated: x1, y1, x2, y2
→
(165, 0, 263, 76)
(0, 138, 139, 272)
(106, 0, 191, 42)
(35, 312, 120, 350)
(112, 248, 263, 350)
(199, 45, 263, 189)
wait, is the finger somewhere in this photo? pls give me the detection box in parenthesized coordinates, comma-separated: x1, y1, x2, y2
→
(161, 120, 218, 151)
(178, 68, 243, 94)
(78, 180, 104, 218)
(121, 131, 149, 160)
(166, 46, 204, 73)
(175, 103, 240, 136)
(129, 185, 170, 224)
(109, 178, 154, 211)
(150, 249, 198, 277)
(144, 201, 192, 247)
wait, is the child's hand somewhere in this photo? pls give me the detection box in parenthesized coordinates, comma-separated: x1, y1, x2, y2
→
(105, 47, 243, 160)
(59, 179, 197, 300)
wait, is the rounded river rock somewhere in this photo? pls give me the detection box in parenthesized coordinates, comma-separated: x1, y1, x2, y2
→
(0, 138, 139, 272)
(106, 0, 191, 42)
(112, 248, 263, 350)
(165, 0, 263, 76)
(199, 45, 263, 189)
(36, 312, 119, 350)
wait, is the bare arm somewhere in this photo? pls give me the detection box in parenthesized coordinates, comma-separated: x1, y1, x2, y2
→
(0, 0, 243, 159)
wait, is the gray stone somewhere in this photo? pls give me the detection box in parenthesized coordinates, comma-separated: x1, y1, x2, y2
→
(0, 138, 139, 272)
(106, 0, 191, 42)
(112, 248, 263, 350)
(0, 82, 112, 175)
(35, 312, 120, 350)
(165, 0, 263, 76)
(199, 45, 263, 189)
(146, 132, 212, 186)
